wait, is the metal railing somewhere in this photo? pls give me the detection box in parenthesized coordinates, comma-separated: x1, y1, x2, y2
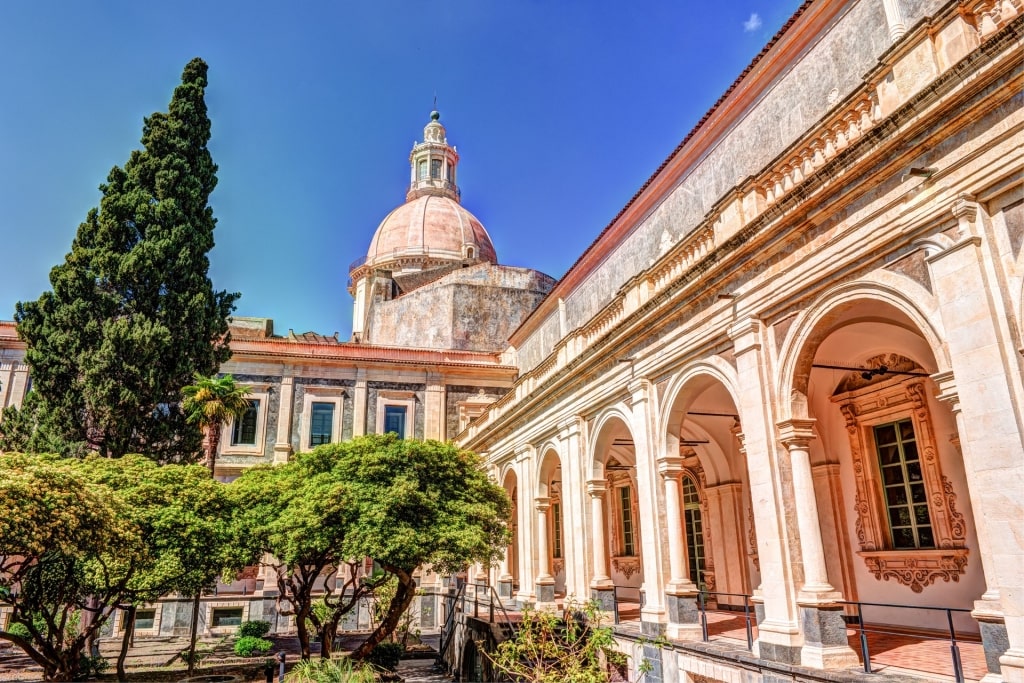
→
(697, 591, 755, 650)
(612, 585, 643, 625)
(436, 583, 466, 663)
(840, 600, 973, 683)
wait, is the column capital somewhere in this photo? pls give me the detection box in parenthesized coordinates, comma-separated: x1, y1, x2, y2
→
(557, 415, 583, 439)
(776, 418, 816, 448)
(657, 456, 685, 478)
(514, 444, 534, 462)
(627, 378, 653, 403)
(728, 316, 763, 354)
(534, 496, 551, 512)
(586, 480, 607, 497)
(931, 370, 960, 413)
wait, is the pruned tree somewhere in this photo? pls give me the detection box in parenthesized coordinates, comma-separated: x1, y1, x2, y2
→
(7, 57, 237, 462)
(0, 454, 236, 681)
(229, 454, 385, 660)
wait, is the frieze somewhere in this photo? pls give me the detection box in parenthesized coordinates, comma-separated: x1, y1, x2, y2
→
(612, 557, 641, 580)
(860, 549, 969, 593)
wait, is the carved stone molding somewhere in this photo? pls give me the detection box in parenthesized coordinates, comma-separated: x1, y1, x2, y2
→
(860, 549, 969, 593)
(747, 504, 760, 571)
(612, 557, 641, 580)
(552, 559, 564, 577)
(832, 361, 968, 591)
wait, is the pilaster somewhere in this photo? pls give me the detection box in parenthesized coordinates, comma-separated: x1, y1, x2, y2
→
(352, 369, 368, 437)
(728, 316, 802, 664)
(558, 415, 588, 600)
(273, 373, 294, 464)
(424, 373, 445, 440)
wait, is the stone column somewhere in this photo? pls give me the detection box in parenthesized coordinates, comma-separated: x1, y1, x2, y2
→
(628, 378, 668, 635)
(558, 417, 589, 601)
(926, 196, 1024, 683)
(514, 447, 537, 606)
(534, 497, 556, 608)
(881, 0, 907, 41)
(498, 542, 513, 599)
(273, 373, 294, 464)
(660, 456, 701, 640)
(352, 369, 368, 437)
(778, 419, 858, 669)
(587, 480, 615, 611)
(729, 317, 802, 664)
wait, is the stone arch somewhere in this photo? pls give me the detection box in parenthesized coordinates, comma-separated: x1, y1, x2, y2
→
(776, 276, 949, 422)
(659, 356, 742, 445)
(587, 404, 635, 480)
(536, 446, 561, 499)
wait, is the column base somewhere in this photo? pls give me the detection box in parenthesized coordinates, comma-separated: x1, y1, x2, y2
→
(497, 579, 513, 600)
(997, 648, 1024, 683)
(974, 601, 1010, 679)
(665, 593, 702, 641)
(535, 581, 556, 610)
(754, 619, 803, 665)
(272, 444, 291, 464)
(799, 604, 859, 669)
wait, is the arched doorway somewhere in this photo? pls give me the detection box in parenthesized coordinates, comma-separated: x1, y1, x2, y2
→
(499, 469, 519, 601)
(534, 448, 563, 608)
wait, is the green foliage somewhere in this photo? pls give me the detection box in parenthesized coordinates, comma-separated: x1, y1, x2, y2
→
(489, 599, 621, 683)
(7, 57, 238, 462)
(0, 453, 238, 680)
(229, 435, 510, 661)
(285, 657, 376, 683)
(364, 641, 403, 671)
(234, 636, 273, 657)
(238, 620, 272, 638)
(182, 373, 251, 472)
(78, 654, 109, 678)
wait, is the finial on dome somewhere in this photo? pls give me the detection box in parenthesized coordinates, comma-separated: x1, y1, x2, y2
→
(430, 110, 440, 121)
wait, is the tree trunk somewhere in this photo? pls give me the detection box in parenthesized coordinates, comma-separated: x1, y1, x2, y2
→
(318, 615, 341, 660)
(296, 604, 312, 660)
(351, 567, 416, 660)
(116, 605, 135, 681)
(186, 593, 201, 676)
(205, 425, 221, 476)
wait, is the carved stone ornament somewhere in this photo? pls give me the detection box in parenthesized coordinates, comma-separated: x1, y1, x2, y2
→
(552, 559, 564, 576)
(831, 359, 968, 591)
(861, 550, 969, 593)
(612, 557, 641, 579)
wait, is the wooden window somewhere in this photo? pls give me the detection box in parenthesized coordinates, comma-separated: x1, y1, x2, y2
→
(682, 475, 707, 588)
(619, 486, 636, 557)
(211, 607, 243, 628)
(874, 419, 934, 549)
(309, 402, 334, 447)
(384, 405, 406, 438)
(231, 400, 259, 446)
(552, 502, 562, 559)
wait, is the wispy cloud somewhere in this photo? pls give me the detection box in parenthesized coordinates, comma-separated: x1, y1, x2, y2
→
(743, 12, 762, 32)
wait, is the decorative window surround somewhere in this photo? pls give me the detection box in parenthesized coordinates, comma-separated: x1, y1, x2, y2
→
(206, 601, 250, 635)
(375, 391, 416, 438)
(220, 389, 270, 456)
(607, 461, 641, 568)
(299, 387, 345, 449)
(831, 360, 967, 593)
(681, 462, 717, 593)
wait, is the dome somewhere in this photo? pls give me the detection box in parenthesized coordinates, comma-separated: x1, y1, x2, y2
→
(366, 194, 497, 268)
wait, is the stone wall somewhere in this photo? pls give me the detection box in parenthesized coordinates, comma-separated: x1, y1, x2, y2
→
(366, 381, 426, 439)
(517, 0, 892, 372)
(445, 385, 509, 440)
(365, 264, 554, 352)
(291, 377, 355, 452)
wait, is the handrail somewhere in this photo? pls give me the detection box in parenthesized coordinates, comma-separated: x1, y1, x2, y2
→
(697, 590, 755, 650)
(436, 583, 466, 664)
(612, 585, 643, 625)
(839, 600, 971, 683)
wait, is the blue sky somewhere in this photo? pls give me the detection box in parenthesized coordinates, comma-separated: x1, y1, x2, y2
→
(1, 1, 802, 339)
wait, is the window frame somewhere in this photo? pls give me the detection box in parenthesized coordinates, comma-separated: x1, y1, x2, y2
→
(220, 388, 270, 456)
(299, 387, 345, 449)
(832, 372, 968, 591)
(375, 392, 416, 439)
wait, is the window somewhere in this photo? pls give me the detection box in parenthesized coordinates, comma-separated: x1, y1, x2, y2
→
(418, 159, 427, 180)
(211, 607, 243, 628)
(875, 419, 934, 549)
(125, 609, 156, 631)
(384, 405, 406, 437)
(309, 402, 335, 447)
(619, 486, 636, 556)
(552, 502, 562, 559)
(231, 400, 260, 446)
(832, 364, 968, 591)
(682, 476, 706, 587)
(447, 164, 454, 182)
(430, 159, 442, 179)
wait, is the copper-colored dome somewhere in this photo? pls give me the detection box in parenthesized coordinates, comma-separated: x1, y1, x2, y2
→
(366, 194, 497, 267)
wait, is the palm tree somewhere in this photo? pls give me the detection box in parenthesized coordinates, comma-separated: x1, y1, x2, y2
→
(182, 373, 251, 475)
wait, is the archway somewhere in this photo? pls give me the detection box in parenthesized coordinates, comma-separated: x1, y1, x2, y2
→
(782, 295, 983, 635)
(534, 447, 564, 606)
(499, 469, 519, 601)
(588, 411, 644, 621)
(662, 366, 757, 609)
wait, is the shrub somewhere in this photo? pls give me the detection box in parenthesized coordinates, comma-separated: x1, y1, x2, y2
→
(234, 636, 273, 658)
(365, 641, 403, 671)
(238, 620, 272, 638)
(5, 622, 31, 640)
(286, 657, 375, 683)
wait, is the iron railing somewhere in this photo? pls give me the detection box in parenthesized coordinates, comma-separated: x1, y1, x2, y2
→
(698, 591, 755, 650)
(612, 585, 643, 625)
(840, 600, 973, 683)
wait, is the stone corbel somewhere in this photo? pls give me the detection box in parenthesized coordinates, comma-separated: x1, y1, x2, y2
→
(860, 549, 969, 593)
(612, 557, 641, 580)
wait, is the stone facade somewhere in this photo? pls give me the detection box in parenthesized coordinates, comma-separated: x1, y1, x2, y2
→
(459, 2, 1024, 682)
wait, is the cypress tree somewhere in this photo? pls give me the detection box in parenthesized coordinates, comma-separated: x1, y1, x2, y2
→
(9, 58, 238, 461)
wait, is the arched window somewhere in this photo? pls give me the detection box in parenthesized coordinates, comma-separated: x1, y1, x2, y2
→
(683, 475, 706, 588)
(417, 160, 427, 180)
(430, 159, 442, 179)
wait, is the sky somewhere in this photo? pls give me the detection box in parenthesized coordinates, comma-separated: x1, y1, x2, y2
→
(0, 1, 803, 339)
